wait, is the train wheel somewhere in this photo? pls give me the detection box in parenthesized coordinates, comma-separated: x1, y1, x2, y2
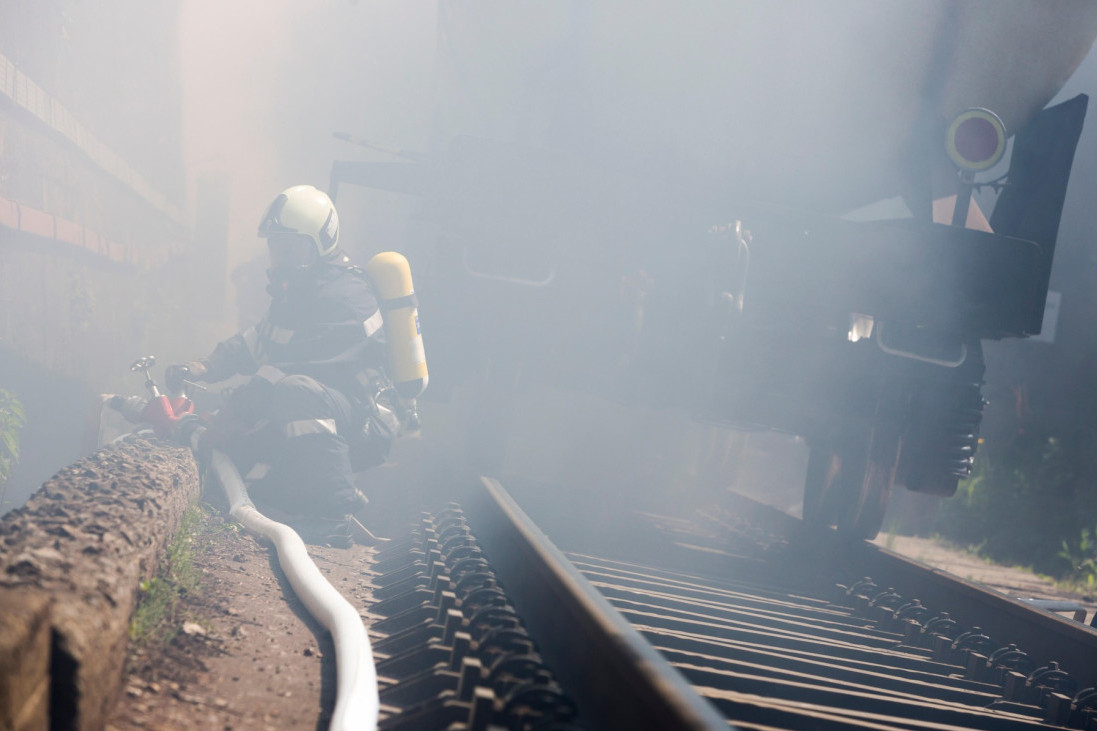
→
(836, 427, 899, 540)
(802, 446, 847, 529)
(803, 426, 899, 540)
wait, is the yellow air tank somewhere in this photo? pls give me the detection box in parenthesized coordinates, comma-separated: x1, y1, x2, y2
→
(366, 252, 428, 398)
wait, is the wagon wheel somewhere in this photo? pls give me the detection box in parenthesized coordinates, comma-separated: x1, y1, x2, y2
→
(836, 425, 900, 540)
(802, 446, 846, 530)
(804, 425, 899, 540)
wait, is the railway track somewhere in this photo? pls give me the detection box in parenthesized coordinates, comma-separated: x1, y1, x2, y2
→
(370, 477, 1097, 730)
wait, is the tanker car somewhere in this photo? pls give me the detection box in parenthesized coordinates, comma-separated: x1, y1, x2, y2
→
(332, 1, 1097, 538)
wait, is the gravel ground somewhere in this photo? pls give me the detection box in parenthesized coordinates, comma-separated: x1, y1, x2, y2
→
(104, 509, 381, 731)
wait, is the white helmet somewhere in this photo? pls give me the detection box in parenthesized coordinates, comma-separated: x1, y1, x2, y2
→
(257, 184, 340, 258)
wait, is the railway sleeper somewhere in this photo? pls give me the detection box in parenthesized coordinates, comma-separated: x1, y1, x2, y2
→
(832, 573, 1097, 728)
(369, 504, 584, 730)
(380, 654, 481, 709)
(373, 607, 465, 657)
(591, 579, 880, 634)
(651, 641, 1004, 705)
(691, 667, 1054, 730)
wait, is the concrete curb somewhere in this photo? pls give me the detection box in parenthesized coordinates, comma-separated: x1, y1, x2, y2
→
(0, 435, 199, 730)
(0, 590, 50, 731)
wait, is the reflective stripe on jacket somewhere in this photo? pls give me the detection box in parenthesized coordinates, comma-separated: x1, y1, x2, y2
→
(204, 262, 386, 398)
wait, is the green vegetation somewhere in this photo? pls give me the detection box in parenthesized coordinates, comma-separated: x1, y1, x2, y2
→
(0, 389, 27, 507)
(933, 430, 1097, 586)
(1058, 524, 1097, 591)
(129, 504, 208, 644)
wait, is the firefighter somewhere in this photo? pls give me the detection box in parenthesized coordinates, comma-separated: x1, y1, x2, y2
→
(168, 184, 400, 546)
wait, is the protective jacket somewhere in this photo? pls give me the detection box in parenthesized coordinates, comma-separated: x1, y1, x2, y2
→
(204, 261, 388, 400)
(197, 259, 399, 531)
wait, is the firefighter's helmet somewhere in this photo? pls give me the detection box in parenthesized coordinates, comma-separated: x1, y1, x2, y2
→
(257, 184, 340, 258)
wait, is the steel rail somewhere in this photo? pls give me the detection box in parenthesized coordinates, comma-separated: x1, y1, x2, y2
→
(460, 477, 1097, 729)
(205, 442, 380, 731)
(465, 476, 730, 731)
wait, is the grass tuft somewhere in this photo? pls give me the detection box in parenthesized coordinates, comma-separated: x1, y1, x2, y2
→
(129, 504, 205, 644)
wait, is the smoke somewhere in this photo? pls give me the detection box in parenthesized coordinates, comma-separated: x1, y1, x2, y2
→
(5, 0, 1097, 533)
(178, 0, 438, 278)
(413, 2, 1097, 536)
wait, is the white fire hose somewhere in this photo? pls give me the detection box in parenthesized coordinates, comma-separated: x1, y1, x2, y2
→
(198, 432, 380, 730)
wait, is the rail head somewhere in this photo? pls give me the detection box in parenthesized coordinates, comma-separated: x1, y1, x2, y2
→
(467, 477, 730, 731)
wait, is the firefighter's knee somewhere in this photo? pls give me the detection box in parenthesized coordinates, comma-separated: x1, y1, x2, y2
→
(269, 374, 326, 414)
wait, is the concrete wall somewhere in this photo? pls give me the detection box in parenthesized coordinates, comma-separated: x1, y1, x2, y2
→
(0, 435, 199, 730)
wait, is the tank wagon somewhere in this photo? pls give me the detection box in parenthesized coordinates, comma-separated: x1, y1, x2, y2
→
(332, 1, 1097, 538)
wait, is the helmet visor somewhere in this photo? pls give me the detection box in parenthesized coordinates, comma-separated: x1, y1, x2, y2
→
(267, 233, 317, 269)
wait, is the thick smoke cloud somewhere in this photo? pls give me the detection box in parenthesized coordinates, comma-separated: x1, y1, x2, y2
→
(4, 1, 1097, 537)
(178, 0, 437, 280)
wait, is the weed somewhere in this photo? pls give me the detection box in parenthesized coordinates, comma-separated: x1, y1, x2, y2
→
(129, 504, 205, 644)
(1058, 525, 1097, 592)
(0, 389, 26, 507)
(934, 432, 1097, 578)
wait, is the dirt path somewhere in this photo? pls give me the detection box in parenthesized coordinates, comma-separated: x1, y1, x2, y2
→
(875, 532, 1097, 625)
(104, 511, 381, 731)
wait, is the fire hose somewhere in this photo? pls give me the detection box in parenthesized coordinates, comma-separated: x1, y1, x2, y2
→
(195, 430, 380, 731)
(106, 355, 381, 729)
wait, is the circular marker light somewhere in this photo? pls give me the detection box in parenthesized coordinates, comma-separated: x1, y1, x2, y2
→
(946, 108, 1007, 172)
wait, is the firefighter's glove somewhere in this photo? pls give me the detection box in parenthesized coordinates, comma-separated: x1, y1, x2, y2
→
(165, 361, 208, 394)
(173, 413, 206, 449)
(398, 397, 421, 433)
